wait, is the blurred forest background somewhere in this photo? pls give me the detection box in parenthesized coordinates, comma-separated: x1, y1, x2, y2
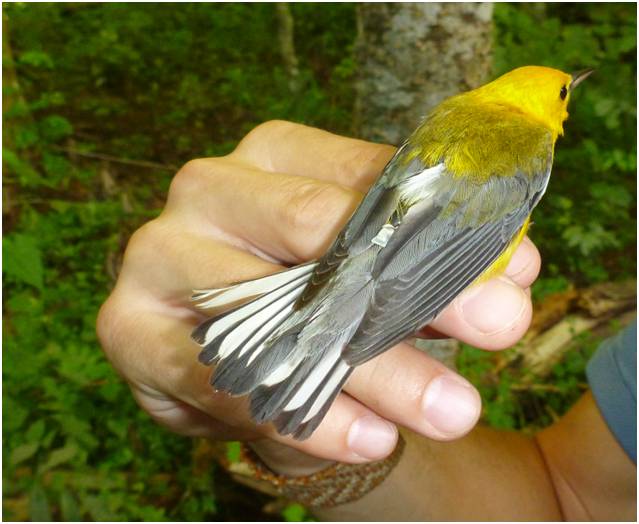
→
(3, 3, 636, 521)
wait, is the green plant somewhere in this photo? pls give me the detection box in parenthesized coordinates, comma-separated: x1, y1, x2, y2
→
(494, 3, 637, 285)
(3, 3, 635, 520)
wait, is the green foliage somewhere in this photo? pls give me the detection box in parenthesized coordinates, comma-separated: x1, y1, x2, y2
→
(494, 3, 637, 284)
(5, 3, 357, 162)
(3, 195, 216, 520)
(225, 441, 242, 463)
(3, 233, 44, 290)
(3, 2, 636, 521)
(3, 3, 360, 520)
(282, 502, 314, 522)
(458, 328, 601, 432)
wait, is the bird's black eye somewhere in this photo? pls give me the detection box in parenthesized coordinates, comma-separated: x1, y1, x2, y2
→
(560, 85, 568, 100)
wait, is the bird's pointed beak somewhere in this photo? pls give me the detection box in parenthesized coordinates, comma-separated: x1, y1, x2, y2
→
(570, 68, 594, 90)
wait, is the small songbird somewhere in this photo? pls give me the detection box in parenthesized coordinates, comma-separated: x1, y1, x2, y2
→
(191, 66, 593, 439)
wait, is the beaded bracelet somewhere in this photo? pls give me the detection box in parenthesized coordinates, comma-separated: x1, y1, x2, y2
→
(221, 435, 406, 508)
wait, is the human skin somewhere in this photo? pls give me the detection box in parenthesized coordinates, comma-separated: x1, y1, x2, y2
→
(309, 392, 635, 521)
(97, 120, 541, 465)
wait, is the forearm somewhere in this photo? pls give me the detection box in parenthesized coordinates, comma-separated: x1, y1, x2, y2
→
(537, 392, 637, 521)
(315, 426, 562, 521)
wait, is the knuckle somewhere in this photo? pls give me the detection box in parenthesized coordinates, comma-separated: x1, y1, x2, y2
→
(96, 290, 148, 378)
(357, 347, 425, 411)
(125, 220, 158, 260)
(168, 158, 220, 202)
(281, 180, 350, 235)
(96, 293, 123, 356)
(245, 120, 295, 142)
(123, 217, 176, 270)
(232, 120, 298, 160)
(364, 354, 395, 391)
(168, 160, 203, 200)
(337, 143, 396, 190)
(343, 143, 393, 173)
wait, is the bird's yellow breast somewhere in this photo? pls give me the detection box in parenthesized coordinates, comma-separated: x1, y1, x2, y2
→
(474, 216, 531, 285)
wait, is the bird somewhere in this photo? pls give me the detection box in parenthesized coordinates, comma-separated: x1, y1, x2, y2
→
(191, 66, 593, 440)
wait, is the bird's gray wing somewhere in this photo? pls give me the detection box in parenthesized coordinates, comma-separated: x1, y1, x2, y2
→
(343, 161, 552, 367)
(295, 143, 426, 307)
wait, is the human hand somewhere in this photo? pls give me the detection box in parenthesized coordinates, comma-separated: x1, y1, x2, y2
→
(97, 121, 540, 472)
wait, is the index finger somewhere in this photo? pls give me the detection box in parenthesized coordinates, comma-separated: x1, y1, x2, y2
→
(230, 120, 396, 192)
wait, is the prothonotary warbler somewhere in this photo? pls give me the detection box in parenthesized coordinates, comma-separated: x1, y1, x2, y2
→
(191, 65, 593, 439)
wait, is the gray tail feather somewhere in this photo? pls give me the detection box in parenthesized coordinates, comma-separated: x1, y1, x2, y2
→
(250, 357, 353, 439)
(211, 328, 301, 395)
(276, 368, 353, 440)
(192, 265, 311, 389)
(191, 263, 354, 438)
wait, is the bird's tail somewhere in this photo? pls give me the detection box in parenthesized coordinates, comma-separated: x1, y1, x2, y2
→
(191, 263, 353, 439)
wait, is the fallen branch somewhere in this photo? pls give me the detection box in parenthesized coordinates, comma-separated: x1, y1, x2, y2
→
(52, 146, 177, 171)
(513, 279, 636, 378)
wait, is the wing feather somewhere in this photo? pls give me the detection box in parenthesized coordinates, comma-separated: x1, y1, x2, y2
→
(295, 145, 427, 307)
(343, 166, 551, 367)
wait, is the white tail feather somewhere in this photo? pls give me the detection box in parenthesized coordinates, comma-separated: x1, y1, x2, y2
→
(200, 275, 306, 346)
(192, 263, 317, 309)
(242, 306, 292, 362)
(192, 260, 353, 438)
(284, 347, 342, 411)
(218, 291, 302, 360)
(301, 361, 350, 423)
(261, 352, 307, 386)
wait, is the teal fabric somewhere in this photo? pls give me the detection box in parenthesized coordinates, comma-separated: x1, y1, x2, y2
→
(586, 320, 637, 463)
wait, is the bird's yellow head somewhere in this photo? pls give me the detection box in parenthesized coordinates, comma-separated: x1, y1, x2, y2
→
(473, 66, 592, 138)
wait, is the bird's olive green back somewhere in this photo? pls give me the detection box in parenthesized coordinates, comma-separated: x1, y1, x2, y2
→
(406, 95, 554, 182)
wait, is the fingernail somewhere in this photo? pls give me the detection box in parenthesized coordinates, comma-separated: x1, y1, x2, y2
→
(460, 278, 526, 335)
(347, 415, 398, 460)
(422, 375, 480, 437)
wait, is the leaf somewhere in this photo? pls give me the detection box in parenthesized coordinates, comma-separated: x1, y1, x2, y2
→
(39, 444, 77, 473)
(10, 442, 40, 466)
(60, 488, 83, 522)
(29, 483, 52, 521)
(3, 397, 29, 433)
(282, 503, 308, 522)
(3, 234, 44, 290)
(106, 417, 128, 439)
(225, 441, 241, 463)
(18, 50, 54, 68)
(40, 115, 73, 142)
(82, 494, 116, 521)
(26, 419, 47, 442)
(2, 147, 44, 186)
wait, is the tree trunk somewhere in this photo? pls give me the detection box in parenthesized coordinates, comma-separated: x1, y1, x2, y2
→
(354, 2, 494, 145)
(354, 3, 494, 368)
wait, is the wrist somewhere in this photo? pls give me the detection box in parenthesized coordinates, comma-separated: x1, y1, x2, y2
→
(221, 436, 406, 508)
(249, 439, 335, 477)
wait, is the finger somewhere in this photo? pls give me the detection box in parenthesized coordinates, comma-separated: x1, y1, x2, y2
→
(259, 394, 399, 464)
(231, 120, 396, 192)
(116, 307, 397, 464)
(173, 158, 362, 262)
(185, 348, 399, 462)
(345, 341, 481, 441)
(129, 383, 256, 440)
(503, 236, 541, 288)
(415, 237, 539, 342)
(430, 275, 533, 350)
(104, 305, 274, 435)
(120, 219, 284, 303)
